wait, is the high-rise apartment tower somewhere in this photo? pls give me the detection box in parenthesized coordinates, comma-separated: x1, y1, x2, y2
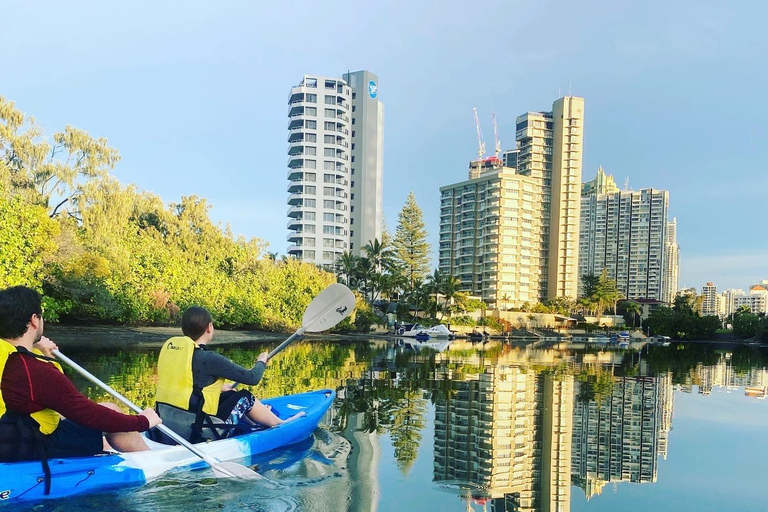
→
(286, 71, 383, 267)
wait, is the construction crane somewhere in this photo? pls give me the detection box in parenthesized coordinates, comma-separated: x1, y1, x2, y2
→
(492, 112, 501, 159)
(473, 107, 486, 161)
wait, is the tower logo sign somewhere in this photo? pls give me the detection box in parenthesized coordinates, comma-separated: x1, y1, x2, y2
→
(368, 80, 377, 99)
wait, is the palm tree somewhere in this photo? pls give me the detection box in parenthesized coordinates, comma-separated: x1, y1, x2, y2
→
(624, 300, 641, 327)
(335, 251, 359, 287)
(439, 275, 462, 321)
(363, 238, 394, 274)
(356, 257, 375, 302)
(426, 269, 445, 320)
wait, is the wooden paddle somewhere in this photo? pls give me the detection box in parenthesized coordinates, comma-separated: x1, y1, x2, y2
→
(52, 349, 263, 480)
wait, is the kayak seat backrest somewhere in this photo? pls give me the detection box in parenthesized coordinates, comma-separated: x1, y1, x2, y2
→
(150, 402, 236, 445)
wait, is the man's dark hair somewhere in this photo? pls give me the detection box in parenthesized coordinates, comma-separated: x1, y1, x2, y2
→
(181, 307, 212, 341)
(0, 286, 43, 340)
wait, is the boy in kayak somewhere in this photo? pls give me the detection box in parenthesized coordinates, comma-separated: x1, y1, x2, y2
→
(155, 306, 303, 442)
(0, 286, 162, 463)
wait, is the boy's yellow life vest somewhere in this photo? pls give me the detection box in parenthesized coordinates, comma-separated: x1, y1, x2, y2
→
(156, 336, 224, 416)
(0, 339, 62, 435)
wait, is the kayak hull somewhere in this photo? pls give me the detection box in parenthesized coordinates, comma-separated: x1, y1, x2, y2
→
(0, 389, 335, 504)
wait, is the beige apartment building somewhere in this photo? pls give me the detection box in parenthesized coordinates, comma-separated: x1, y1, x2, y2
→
(438, 96, 584, 308)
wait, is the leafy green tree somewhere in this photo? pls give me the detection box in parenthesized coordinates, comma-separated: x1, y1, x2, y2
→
(393, 193, 430, 291)
(0, 96, 120, 219)
(0, 190, 60, 290)
(580, 273, 599, 298)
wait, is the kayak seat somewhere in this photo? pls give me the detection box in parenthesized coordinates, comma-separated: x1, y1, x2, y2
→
(150, 402, 238, 445)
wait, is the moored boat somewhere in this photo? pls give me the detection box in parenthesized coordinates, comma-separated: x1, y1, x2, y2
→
(396, 323, 454, 338)
(0, 389, 334, 504)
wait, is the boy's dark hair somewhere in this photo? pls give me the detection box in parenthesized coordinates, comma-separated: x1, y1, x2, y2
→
(181, 307, 212, 341)
(0, 286, 43, 340)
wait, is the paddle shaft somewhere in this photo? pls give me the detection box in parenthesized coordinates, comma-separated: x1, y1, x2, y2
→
(52, 349, 241, 478)
(267, 327, 305, 360)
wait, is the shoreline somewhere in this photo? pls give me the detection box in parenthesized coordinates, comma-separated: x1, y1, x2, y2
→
(43, 325, 768, 350)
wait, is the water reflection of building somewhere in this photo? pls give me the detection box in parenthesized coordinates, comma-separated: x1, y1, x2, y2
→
(571, 373, 673, 500)
(678, 353, 768, 398)
(433, 365, 574, 512)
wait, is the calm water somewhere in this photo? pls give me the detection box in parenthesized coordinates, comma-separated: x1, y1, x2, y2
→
(27, 336, 768, 512)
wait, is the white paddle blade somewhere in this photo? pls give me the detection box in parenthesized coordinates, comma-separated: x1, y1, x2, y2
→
(302, 283, 356, 332)
(211, 462, 265, 480)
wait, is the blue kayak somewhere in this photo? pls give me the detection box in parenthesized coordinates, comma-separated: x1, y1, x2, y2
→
(0, 389, 335, 504)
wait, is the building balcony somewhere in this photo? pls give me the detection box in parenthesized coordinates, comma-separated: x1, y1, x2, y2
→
(287, 205, 305, 217)
(287, 192, 313, 205)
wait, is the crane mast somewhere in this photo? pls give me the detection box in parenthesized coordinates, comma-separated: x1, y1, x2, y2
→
(473, 107, 486, 161)
(492, 112, 501, 159)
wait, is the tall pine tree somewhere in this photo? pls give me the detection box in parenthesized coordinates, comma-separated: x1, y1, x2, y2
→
(393, 192, 430, 291)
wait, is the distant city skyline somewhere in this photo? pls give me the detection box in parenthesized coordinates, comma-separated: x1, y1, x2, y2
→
(3, 1, 766, 290)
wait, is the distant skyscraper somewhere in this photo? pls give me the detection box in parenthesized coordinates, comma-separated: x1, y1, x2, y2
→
(286, 71, 383, 267)
(701, 282, 718, 316)
(662, 218, 680, 304)
(438, 96, 584, 307)
(579, 168, 669, 300)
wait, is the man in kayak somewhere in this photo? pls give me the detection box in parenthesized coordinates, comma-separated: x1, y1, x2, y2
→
(0, 285, 162, 463)
(155, 306, 303, 442)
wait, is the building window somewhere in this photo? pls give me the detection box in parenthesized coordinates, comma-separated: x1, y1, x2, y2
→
(351, 131, 355, 137)
(350, 218, 354, 225)
(305, 212, 316, 220)
(305, 94, 317, 103)
(351, 118, 355, 125)
(305, 133, 317, 142)
(304, 250, 315, 259)
(351, 168, 355, 175)
(305, 146, 316, 156)
(305, 120, 316, 129)
(305, 107, 317, 116)
(350, 243, 353, 249)
(324, 148, 335, 157)
(323, 226, 334, 234)
(324, 135, 334, 144)
(351, 181, 355, 188)
(324, 174, 334, 183)
(352, 92, 356, 99)
(304, 185, 316, 194)
(351, 156, 355, 162)
(352, 106, 356, 112)
(323, 213, 334, 222)
(304, 172, 316, 182)
(322, 251, 334, 260)
(304, 224, 316, 233)
(324, 121, 335, 130)
(324, 109, 336, 118)
(350, 206, 354, 212)
(304, 159, 316, 169)
(351, 143, 355, 150)
(350, 230, 354, 237)
(324, 161, 335, 170)
(304, 237, 315, 246)
(304, 199, 316, 207)
(324, 95, 336, 105)
(323, 187, 334, 196)
(351, 194, 354, 200)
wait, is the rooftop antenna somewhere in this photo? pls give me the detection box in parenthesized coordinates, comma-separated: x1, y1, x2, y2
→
(473, 107, 486, 161)
(569, 80, 572, 96)
(624, 176, 630, 191)
(492, 112, 501, 159)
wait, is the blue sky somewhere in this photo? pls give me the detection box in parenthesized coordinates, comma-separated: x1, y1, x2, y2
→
(2, 0, 766, 291)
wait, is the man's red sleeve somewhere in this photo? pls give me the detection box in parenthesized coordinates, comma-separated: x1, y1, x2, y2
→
(35, 361, 150, 433)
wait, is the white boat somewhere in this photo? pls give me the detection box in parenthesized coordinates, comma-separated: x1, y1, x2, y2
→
(399, 338, 454, 353)
(395, 323, 454, 338)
